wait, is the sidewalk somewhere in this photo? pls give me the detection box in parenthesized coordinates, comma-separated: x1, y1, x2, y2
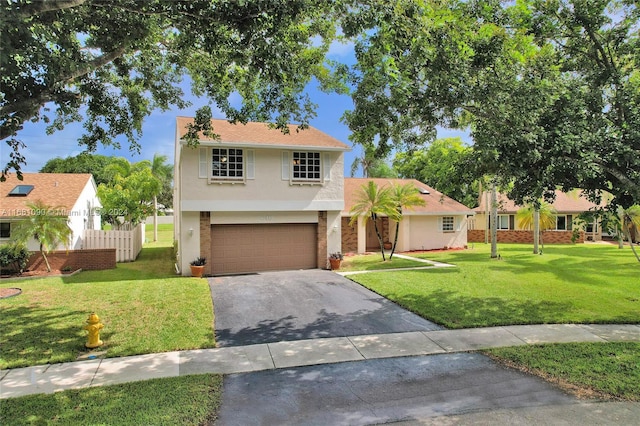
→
(2, 323, 639, 399)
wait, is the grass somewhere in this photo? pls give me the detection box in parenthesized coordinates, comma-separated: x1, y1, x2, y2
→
(339, 253, 430, 272)
(488, 342, 640, 401)
(0, 373, 223, 425)
(348, 243, 640, 328)
(0, 224, 214, 369)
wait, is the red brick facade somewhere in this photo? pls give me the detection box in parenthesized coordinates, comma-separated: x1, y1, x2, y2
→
(468, 229, 584, 244)
(200, 211, 212, 275)
(317, 211, 328, 268)
(341, 217, 358, 252)
(27, 249, 116, 272)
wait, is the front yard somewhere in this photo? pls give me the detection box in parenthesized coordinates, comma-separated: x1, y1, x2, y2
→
(1, 239, 638, 422)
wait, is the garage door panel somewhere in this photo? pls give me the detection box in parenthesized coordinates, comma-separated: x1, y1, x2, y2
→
(211, 224, 317, 275)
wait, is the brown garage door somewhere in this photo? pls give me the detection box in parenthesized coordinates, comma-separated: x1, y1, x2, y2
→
(211, 223, 317, 275)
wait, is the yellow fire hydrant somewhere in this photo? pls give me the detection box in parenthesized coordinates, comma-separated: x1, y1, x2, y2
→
(84, 313, 104, 348)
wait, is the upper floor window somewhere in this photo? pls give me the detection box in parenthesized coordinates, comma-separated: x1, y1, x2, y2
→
(200, 147, 254, 183)
(292, 151, 321, 181)
(213, 148, 243, 180)
(282, 151, 329, 184)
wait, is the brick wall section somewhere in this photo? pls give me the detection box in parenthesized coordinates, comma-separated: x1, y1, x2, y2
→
(468, 229, 584, 244)
(381, 217, 390, 243)
(200, 211, 212, 275)
(317, 211, 328, 269)
(27, 249, 116, 272)
(341, 217, 358, 253)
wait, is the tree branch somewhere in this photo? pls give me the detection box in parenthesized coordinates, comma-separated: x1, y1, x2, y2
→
(14, 0, 86, 18)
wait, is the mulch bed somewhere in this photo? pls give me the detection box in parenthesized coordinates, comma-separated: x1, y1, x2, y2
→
(0, 287, 22, 299)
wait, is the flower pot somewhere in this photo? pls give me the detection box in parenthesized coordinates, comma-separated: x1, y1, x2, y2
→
(190, 265, 205, 278)
(329, 258, 341, 270)
(383, 242, 392, 250)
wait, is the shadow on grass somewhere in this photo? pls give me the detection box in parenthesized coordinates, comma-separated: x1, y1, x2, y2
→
(388, 288, 577, 329)
(58, 246, 178, 284)
(0, 306, 89, 369)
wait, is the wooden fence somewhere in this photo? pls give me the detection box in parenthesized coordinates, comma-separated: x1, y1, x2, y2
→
(83, 223, 145, 262)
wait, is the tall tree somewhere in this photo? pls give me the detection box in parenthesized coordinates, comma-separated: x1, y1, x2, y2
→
(342, 0, 640, 212)
(394, 137, 477, 207)
(348, 181, 398, 261)
(1, 0, 348, 178)
(40, 153, 115, 186)
(617, 205, 640, 262)
(388, 182, 425, 259)
(10, 200, 73, 272)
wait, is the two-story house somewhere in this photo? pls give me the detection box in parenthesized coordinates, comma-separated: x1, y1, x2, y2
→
(174, 117, 349, 276)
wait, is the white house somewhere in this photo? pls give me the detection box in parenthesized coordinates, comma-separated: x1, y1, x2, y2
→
(342, 178, 475, 253)
(0, 173, 101, 250)
(174, 117, 350, 276)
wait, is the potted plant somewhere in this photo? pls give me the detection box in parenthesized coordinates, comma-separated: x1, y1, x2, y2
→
(190, 257, 207, 278)
(328, 252, 343, 270)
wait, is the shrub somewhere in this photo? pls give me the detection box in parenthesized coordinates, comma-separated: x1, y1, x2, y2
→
(0, 243, 30, 274)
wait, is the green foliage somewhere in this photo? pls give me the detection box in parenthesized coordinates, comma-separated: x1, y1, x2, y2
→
(344, 0, 640, 209)
(393, 138, 478, 207)
(97, 157, 161, 227)
(0, 374, 223, 425)
(1, 0, 348, 178)
(9, 201, 72, 272)
(40, 154, 115, 186)
(388, 182, 425, 258)
(0, 243, 29, 274)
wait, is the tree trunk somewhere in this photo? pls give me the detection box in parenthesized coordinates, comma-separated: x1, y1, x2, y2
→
(624, 228, 640, 263)
(153, 195, 158, 242)
(40, 244, 52, 272)
(372, 213, 386, 261)
(390, 220, 400, 259)
(533, 208, 540, 254)
(490, 183, 498, 258)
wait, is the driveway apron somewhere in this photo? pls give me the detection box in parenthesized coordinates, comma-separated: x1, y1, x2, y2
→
(208, 269, 442, 347)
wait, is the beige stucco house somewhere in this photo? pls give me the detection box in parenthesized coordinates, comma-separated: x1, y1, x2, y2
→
(469, 190, 604, 243)
(341, 178, 475, 253)
(174, 117, 350, 276)
(0, 173, 101, 251)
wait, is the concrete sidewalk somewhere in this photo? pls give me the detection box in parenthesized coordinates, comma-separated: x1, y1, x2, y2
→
(2, 323, 639, 399)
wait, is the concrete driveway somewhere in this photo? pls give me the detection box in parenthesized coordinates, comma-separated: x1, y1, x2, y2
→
(208, 269, 442, 347)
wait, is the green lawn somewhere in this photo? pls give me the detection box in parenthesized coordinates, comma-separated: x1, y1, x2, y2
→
(0, 374, 223, 425)
(0, 224, 214, 369)
(339, 253, 430, 272)
(349, 244, 640, 328)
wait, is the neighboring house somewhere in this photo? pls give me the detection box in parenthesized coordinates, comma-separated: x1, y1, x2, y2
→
(342, 178, 475, 253)
(469, 190, 603, 243)
(0, 173, 102, 250)
(174, 117, 349, 276)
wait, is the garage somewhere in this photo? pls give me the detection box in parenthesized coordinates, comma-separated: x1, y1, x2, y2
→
(211, 223, 317, 275)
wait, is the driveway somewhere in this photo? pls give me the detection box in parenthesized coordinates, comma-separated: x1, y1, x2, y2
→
(208, 269, 442, 347)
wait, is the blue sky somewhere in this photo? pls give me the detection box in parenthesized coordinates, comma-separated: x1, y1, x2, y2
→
(3, 39, 470, 176)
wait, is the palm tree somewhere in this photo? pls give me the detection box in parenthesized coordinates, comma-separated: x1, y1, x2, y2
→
(516, 201, 557, 253)
(349, 181, 397, 261)
(388, 183, 425, 259)
(10, 200, 72, 272)
(618, 205, 640, 262)
(150, 154, 173, 242)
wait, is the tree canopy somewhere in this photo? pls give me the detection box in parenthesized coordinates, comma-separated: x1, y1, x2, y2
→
(343, 0, 640, 209)
(1, 0, 348, 178)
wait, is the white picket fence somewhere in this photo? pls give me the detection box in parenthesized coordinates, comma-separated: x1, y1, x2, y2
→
(83, 223, 145, 262)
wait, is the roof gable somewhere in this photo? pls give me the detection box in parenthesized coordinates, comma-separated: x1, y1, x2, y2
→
(343, 178, 474, 216)
(176, 117, 350, 150)
(1, 173, 95, 218)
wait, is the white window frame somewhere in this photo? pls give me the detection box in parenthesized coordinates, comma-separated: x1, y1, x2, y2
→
(283, 150, 324, 184)
(441, 216, 455, 232)
(497, 215, 510, 230)
(200, 147, 254, 183)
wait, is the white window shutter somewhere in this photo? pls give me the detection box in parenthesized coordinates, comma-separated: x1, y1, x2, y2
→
(199, 148, 208, 178)
(282, 152, 290, 180)
(323, 153, 331, 181)
(246, 150, 255, 179)
(438, 217, 443, 232)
